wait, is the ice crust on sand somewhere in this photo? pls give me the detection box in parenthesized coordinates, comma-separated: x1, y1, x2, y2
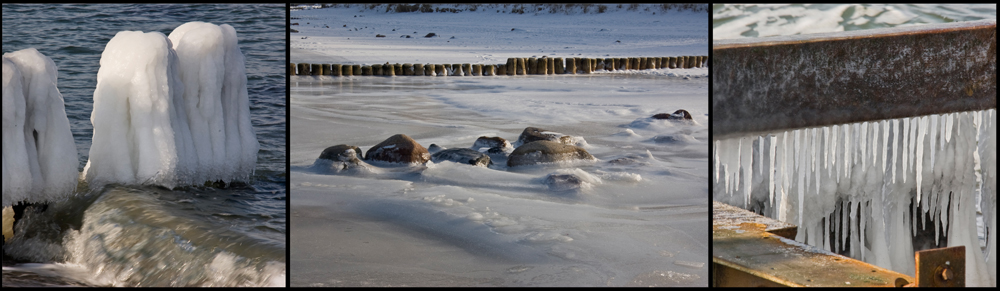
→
(2, 49, 79, 207)
(83, 22, 258, 189)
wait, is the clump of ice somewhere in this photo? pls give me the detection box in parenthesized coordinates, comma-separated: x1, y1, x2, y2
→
(83, 22, 258, 189)
(2, 49, 79, 207)
(713, 110, 997, 286)
(169, 22, 259, 183)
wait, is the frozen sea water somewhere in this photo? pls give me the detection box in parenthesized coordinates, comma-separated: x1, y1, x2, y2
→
(291, 74, 708, 287)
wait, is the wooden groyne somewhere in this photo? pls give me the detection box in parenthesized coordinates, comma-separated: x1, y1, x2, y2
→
(289, 56, 708, 76)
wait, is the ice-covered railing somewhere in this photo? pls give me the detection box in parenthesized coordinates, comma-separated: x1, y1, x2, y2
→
(713, 109, 996, 286)
(2, 49, 79, 207)
(83, 22, 258, 189)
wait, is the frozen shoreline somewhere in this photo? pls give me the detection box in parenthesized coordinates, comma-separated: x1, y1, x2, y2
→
(292, 4, 708, 65)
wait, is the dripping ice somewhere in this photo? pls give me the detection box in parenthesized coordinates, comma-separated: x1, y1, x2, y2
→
(83, 22, 259, 189)
(713, 110, 997, 287)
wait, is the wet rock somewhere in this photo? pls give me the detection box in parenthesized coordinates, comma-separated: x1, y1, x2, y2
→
(487, 146, 511, 156)
(608, 157, 644, 166)
(318, 144, 363, 164)
(427, 144, 445, 154)
(652, 109, 692, 120)
(431, 148, 492, 167)
(514, 127, 582, 147)
(542, 169, 603, 191)
(507, 141, 595, 167)
(652, 134, 696, 144)
(365, 134, 431, 164)
(473, 136, 512, 150)
(544, 174, 584, 191)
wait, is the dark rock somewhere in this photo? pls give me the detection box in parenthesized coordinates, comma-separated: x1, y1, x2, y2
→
(507, 140, 595, 167)
(473, 136, 511, 150)
(514, 127, 577, 147)
(319, 144, 363, 164)
(365, 134, 430, 164)
(607, 152, 654, 166)
(431, 148, 492, 167)
(544, 174, 584, 191)
(376, 34, 385, 37)
(652, 134, 696, 144)
(487, 146, 510, 155)
(427, 144, 444, 154)
(652, 109, 692, 120)
(608, 157, 642, 166)
(425, 33, 436, 38)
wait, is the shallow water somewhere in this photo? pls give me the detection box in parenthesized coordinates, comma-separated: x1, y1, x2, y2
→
(290, 74, 708, 287)
(2, 4, 286, 287)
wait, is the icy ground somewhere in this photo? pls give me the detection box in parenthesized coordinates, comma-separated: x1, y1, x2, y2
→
(291, 4, 707, 65)
(290, 4, 709, 287)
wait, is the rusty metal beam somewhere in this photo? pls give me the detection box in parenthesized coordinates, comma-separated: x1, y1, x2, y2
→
(713, 201, 915, 287)
(713, 222, 914, 287)
(712, 20, 996, 138)
(713, 201, 797, 240)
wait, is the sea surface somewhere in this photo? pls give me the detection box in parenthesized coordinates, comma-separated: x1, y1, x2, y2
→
(2, 4, 286, 287)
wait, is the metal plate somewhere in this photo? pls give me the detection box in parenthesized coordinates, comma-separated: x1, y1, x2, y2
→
(915, 246, 965, 287)
(712, 207, 914, 287)
(713, 201, 797, 239)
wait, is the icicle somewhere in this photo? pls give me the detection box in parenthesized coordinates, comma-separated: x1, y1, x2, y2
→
(768, 134, 776, 214)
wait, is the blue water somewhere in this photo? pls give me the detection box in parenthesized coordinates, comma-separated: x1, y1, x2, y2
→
(2, 4, 286, 287)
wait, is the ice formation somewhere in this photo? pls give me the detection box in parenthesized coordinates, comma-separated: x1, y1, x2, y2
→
(713, 109, 996, 286)
(2, 49, 79, 207)
(83, 22, 258, 188)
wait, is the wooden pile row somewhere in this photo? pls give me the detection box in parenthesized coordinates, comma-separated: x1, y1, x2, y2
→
(290, 56, 707, 76)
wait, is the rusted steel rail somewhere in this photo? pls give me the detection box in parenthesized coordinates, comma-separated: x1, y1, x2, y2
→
(712, 201, 966, 287)
(712, 19, 996, 138)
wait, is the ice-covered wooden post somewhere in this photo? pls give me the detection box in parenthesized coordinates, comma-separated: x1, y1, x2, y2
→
(86, 22, 259, 188)
(3, 48, 79, 205)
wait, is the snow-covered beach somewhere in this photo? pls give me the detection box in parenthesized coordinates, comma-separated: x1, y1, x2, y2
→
(290, 4, 709, 287)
